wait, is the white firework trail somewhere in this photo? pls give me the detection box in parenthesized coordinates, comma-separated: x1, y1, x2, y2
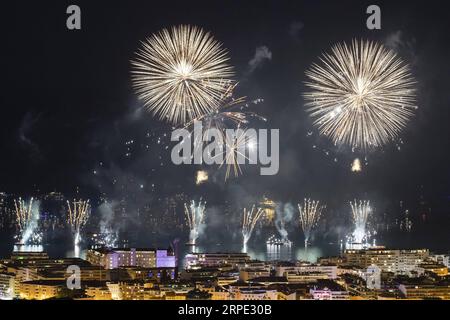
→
(242, 205, 264, 250)
(67, 199, 91, 246)
(298, 199, 324, 248)
(350, 200, 372, 244)
(14, 197, 40, 244)
(184, 199, 206, 245)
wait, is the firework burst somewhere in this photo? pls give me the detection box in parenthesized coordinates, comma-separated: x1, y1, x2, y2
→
(184, 199, 206, 245)
(298, 199, 324, 248)
(304, 39, 416, 150)
(242, 205, 264, 250)
(350, 200, 371, 243)
(131, 25, 234, 126)
(67, 200, 90, 246)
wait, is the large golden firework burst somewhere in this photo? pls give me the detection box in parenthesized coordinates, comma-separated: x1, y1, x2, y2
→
(304, 40, 417, 150)
(131, 25, 234, 126)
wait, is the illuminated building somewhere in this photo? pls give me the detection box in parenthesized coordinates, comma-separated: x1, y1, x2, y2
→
(344, 248, 429, 275)
(309, 280, 349, 300)
(275, 263, 338, 279)
(164, 291, 187, 300)
(86, 248, 176, 269)
(239, 268, 271, 281)
(106, 281, 159, 300)
(317, 256, 346, 266)
(108, 266, 176, 282)
(210, 286, 230, 300)
(285, 272, 329, 283)
(223, 280, 279, 300)
(417, 263, 449, 277)
(19, 280, 64, 300)
(234, 288, 278, 300)
(85, 284, 112, 300)
(399, 283, 450, 300)
(156, 249, 176, 268)
(429, 254, 450, 268)
(0, 273, 15, 300)
(309, 287, 349, 300)
(10, 250, 48, 260)
(225, 281, 274, 300)
(185, 252, 251, 269)
(217, 275, 240, 286)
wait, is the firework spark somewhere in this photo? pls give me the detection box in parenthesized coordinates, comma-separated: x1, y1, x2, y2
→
(218, 126, 257, 181)
(242, 205, 264, 250)
(131, 25, 234, 126)
(14, 197, 40, 244)
(195, 170, 209, 185)
(185, 83, 265, 133)
(67, 200, 90, 246)
(304, 39, 416, 150)
(184, 200, 206, 245)
(298, 199, 324, 248)
(350, 200, 371, 243)
(14, 198, 34, 235)
(351, 158, 362, 172)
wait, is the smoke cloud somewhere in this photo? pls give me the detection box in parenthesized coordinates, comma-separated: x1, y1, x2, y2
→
(247, 46, 272, 74)
(275, 202, 295, 241)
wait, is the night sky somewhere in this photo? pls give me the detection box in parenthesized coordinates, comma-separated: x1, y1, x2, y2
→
(1, 1, 449, 250)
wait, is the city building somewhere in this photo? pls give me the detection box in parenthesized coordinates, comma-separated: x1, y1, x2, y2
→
(107, 281, 158, 300)
(0, 272, 15, 300)
(86, 248, 175, 269)
(309, 281, 349, 300)
(429, 254, 450, 268)
(275, 263, 338, 279)
(309, 287, 349, 300)
(84, 283, 112, 300)
(416, 263, 448, 277)
(399, 283, 450, 300)
(239, 268, 271, 281)
(344, 248, 429, 275)
(18, 280, 64, 300)
(185, 252, 251, 269)
(285, 272, 329, 283)
(234, 288, 278, 300)
(108, 266, 176, 282)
